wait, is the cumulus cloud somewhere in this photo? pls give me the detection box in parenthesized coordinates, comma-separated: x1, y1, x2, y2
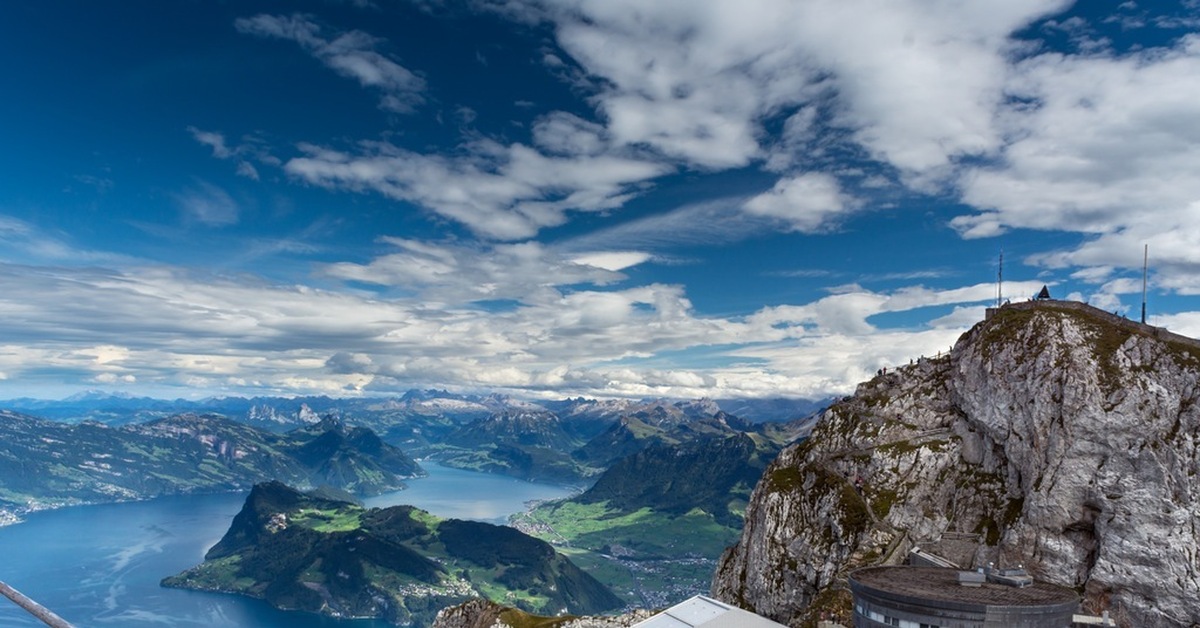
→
(743, 173, 857, 233)
(951, 36, 1200, 293)
(502, 0, 1068, 179)
(235, 13, 426, 113)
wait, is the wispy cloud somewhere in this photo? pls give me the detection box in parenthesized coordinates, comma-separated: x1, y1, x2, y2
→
(174, 181, 239, 227)
(0, 215, 132, 265)
(285, 137, 668, 240)
(235, 13, 426, 113)
(558, 198, 770, 254)
(187, 126, 277, 180)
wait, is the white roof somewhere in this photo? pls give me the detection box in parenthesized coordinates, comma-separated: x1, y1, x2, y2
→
(631, 595, 787, 628)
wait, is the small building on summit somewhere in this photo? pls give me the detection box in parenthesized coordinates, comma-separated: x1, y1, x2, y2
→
(849, 565, 1079, 628)
(631, 594, 787, 628)
(1036, 285, 1052, 300)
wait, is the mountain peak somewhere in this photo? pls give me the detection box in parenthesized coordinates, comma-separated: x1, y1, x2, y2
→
(713, 302, 1200, 627)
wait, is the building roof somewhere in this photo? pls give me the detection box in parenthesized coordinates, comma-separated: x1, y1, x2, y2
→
(850, 566, 1078, 609)
(631, 595, 787, 628)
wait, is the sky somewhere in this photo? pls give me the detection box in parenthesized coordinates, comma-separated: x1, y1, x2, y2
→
(2, 0, 1200, 401)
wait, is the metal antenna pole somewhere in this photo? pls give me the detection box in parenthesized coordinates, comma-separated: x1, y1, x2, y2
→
(1141, 244, 1148, 324)
(997, 250, 1003, 308)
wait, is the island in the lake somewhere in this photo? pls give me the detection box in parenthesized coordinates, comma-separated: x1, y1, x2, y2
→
(163, 480, 623, 626)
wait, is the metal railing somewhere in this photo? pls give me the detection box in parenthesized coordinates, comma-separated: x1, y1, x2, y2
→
(0, 581, 73, 628)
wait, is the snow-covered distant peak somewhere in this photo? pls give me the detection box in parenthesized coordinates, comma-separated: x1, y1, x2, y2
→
(297, 403, 321, 424)
(411, 398, 489, 413)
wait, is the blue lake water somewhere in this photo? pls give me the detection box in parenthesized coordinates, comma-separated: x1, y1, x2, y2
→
(0, 462, 576, 627)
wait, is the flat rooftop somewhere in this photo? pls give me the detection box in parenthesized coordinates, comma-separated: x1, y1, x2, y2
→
(631, 595, 787, 628)
(851, 566, 1079, 608)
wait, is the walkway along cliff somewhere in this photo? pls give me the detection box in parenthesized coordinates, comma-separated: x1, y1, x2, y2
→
(711, 301, 1200, 627)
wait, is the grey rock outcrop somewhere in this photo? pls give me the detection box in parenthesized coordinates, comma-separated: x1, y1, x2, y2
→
(432, 598, 653, 628)
(711, 302, 1200, 627)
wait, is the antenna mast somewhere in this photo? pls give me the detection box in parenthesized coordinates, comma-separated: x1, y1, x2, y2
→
(1141, 244, 1148, 324)
(997, 250, 1003, 308)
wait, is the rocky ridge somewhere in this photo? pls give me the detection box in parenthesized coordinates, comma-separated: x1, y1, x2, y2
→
(711, 302, 1200, 627)
(432, 599, 654, 628)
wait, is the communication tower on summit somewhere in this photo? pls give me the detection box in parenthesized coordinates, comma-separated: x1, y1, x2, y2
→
(996, 250, 1003, 308)
(1141, 244, 1149, 325)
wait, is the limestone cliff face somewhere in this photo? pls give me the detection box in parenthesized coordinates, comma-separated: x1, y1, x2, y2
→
(711, 303, 1200, 627)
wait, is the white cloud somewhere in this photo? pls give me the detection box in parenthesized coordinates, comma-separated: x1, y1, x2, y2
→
(0, 250, 1028, 400)
(506, 0, 1068, 180)
(285, 138, 668, 240)
(267, 0, 1110, 246)
(235, 13, 426, 113)
(953, 37, 1200, 293)
(569, 251, 651, 271)
(235, 161, 261, 180)
(187, 126, 272, 180)
(93, 372, 136, 384)
(743, 173, 856, 233)
(532, 111, 608, 156)
(747, 281, 1047, 335)
(321, 238, 627, 303)
(187, 127, 232, 158)
(1153, 311, 1200, 339)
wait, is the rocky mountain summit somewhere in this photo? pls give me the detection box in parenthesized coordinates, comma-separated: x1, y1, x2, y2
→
(712, 302, 1200, 627)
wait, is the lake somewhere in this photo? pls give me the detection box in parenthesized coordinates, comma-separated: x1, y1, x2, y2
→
(0, 462, 576, 627)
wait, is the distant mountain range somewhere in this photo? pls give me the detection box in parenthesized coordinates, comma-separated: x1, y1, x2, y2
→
(0, 391, 826, 488)
(0, 390, 829, 428)
(0, 412, 422, 517)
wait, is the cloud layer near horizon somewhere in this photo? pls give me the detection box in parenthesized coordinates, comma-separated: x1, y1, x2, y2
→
(0, 251, 1050, 399)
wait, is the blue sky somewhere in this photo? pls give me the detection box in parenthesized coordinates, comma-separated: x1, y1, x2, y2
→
(2, 0, 1199, 400)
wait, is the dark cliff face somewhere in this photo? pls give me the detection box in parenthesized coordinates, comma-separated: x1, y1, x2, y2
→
(712, 303, 1200, 628)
